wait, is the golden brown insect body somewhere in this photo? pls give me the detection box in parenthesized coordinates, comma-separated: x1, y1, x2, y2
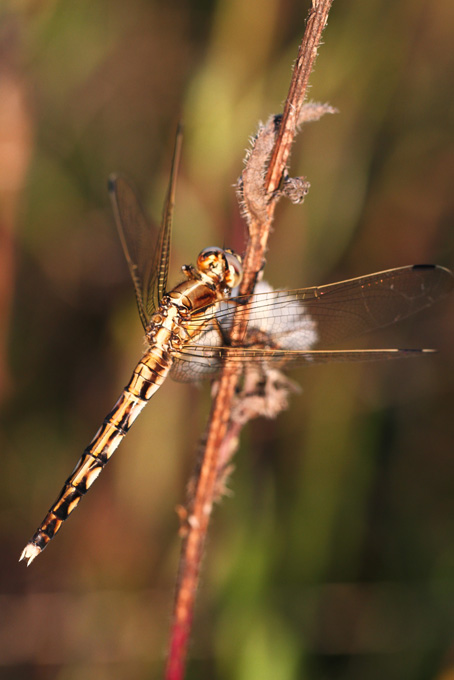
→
(20, 248, 243, 565)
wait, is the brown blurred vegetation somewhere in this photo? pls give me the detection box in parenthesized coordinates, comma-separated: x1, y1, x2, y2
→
(1, 1, 454, 679)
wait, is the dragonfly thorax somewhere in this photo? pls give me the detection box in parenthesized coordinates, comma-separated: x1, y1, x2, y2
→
(196, 247, 243, 290)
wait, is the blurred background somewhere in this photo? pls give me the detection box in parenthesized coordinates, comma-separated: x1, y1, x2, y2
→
(1, 0, 454, 678)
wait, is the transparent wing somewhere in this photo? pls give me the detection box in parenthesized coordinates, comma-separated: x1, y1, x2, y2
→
(171, 346, 433, 381)
(170, 264, 453, 381)
(201, 264, 454, 346)
(154, 124, 183, 302)
(109, 175, 156, 328)
(109, 126, 183, 328)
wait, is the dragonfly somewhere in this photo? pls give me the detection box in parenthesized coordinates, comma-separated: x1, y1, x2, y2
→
(20, 132, 454, 565)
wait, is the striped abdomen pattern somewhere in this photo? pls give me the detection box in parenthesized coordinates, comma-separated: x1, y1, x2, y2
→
(20, 345, 171, 563)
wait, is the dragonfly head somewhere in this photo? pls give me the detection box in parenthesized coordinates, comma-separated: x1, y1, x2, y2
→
(196, 247, 243, 289)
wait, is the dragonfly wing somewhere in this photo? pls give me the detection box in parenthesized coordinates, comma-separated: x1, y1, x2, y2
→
(108, 127, 183, 328)
(170, 319, 225, 381)
(169, 264, 452, 380)
(296, 264, 454, 345)
(172, 344, 433, 377)
(109, 175, 156, 328)
(199, 265, 454, 349)
(155, 125, 183, 302)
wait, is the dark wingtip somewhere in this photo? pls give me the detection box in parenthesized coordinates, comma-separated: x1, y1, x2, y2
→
(397, 348, 438, 357)
(413, 348, 437, 354)
(412, 264, 454, 295)
(412, 263, 454, 277)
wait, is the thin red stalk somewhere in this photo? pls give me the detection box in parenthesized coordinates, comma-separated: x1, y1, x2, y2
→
(165, 2, 333, 678)
(265, 1, 333, 195)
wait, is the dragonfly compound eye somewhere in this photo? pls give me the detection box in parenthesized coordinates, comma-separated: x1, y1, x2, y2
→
(224, 251, 243, 288)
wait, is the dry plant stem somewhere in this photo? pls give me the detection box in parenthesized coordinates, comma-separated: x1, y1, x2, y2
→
(265, 0, 334, 196)
(165, 2, 333, 678)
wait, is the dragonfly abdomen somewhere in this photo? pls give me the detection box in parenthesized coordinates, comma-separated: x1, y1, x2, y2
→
(20, 347, 172, 565)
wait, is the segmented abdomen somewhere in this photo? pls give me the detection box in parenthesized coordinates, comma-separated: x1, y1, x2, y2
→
(20, 347, 170, 565)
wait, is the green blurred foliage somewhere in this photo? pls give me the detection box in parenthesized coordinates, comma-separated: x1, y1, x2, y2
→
(1, 0, 454, 678)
